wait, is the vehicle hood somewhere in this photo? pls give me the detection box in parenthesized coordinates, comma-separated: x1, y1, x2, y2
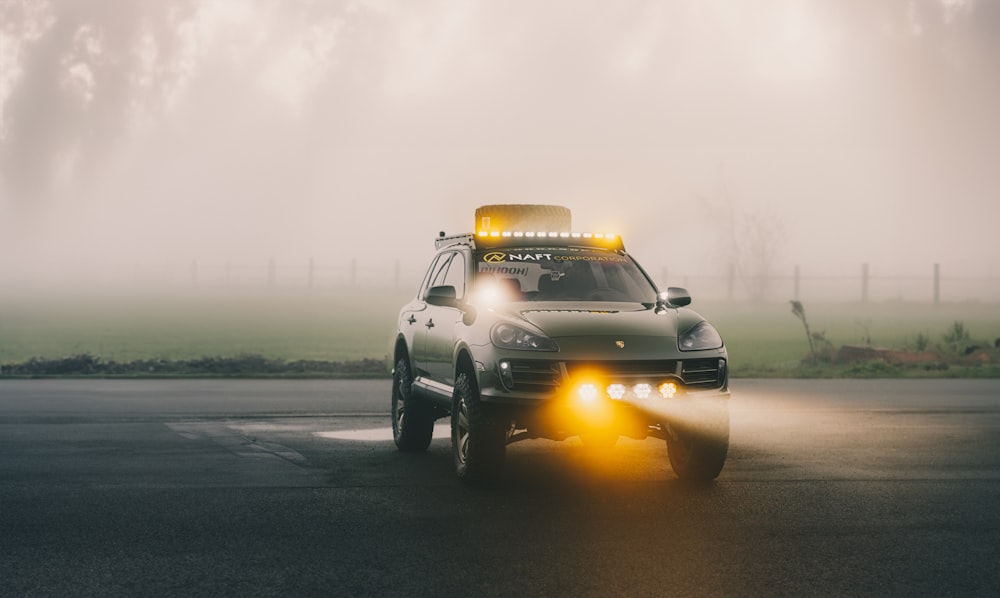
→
(514, 302, 678, 338)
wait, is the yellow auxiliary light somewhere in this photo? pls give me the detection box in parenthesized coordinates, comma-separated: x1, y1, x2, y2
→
(606, 384, 626, 400)
(659, 382, 678, 399)
(577, 383, 599, 403)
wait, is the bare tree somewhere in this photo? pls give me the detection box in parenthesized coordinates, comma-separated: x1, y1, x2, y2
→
(699, 168, 785, 302)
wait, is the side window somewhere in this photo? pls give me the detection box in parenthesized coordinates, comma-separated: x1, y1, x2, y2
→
(441, 252, 467, 300)
(421, 251, 468, 301)
(420, 253, 449, 299)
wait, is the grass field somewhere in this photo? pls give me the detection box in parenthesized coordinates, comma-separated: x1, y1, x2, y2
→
(1, 289, 998, 377)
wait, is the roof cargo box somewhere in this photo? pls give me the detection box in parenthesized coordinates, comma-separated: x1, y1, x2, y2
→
(475, 205, 571, 235)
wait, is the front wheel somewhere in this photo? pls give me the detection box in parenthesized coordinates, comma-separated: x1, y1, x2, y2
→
(665, 407, 729, 482)
(392, 357, 434, 452)
(452, 371, 507, 483)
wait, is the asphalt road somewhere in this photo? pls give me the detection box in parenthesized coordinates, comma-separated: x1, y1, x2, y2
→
(1, 379, 998, 597)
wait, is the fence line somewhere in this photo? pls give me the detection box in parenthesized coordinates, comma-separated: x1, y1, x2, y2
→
(653, 263, 1000, 304)
(4, 259, 1000, 303)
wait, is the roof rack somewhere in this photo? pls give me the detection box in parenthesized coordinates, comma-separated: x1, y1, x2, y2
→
(433, 205, 625, 251)
(434, 233, 475, 251)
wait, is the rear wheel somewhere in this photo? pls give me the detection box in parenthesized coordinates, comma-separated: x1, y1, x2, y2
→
(391, 357, 434, 452)
(452, 371, 507, 483)
(665, 406, 729, 482)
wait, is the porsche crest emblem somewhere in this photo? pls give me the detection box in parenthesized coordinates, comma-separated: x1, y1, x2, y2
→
(615, 340, 625, 349)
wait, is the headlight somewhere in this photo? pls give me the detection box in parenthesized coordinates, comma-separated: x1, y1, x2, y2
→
(490, 323, 558, 351)
(678, 321, 723, 351)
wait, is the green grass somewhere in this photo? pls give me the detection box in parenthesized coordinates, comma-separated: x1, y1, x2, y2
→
(1, 291, 998, 377)
(698, 300, 1000, 377)
(0, 290, 411, 365)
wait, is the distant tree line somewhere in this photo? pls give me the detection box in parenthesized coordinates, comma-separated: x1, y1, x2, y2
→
(0, 354, 390, 378)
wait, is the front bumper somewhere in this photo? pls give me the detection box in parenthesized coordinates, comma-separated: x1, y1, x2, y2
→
(478, 355, 729, 405)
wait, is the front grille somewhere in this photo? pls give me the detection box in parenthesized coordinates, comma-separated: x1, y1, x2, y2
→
(681, 358, 725, 389)
(506, 359, 561, 393)
(505, 358, 725, 393)
(564, 360, 679, 380)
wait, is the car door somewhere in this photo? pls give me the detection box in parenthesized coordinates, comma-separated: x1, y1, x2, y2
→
(423, 251, 467, 386)
(406, 253, 449, 379)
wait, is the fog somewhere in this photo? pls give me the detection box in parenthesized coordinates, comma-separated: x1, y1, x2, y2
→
(2, 0, 999, 296)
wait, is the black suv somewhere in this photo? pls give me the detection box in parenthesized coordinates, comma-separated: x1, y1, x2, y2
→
(389, 205, 729, 483)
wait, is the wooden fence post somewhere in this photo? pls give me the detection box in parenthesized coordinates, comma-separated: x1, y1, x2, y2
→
(862, 263, 869, 302)
(727, 263, 735, 301)
(934, 263, 940, 304)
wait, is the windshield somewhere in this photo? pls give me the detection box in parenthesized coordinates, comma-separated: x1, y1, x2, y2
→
(474, 248, 658, 303)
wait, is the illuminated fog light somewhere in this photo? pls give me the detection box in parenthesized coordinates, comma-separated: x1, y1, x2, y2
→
(490, 231, 501, 237)
(633, 383, 652, 399)
(606, 384, 626, 400)
(498, 360, 514, 389)
(577, 384, 599, 403)
(513, 231, 524, 237)
(502, 231, 512, 237)
(659, 382, 678, 399)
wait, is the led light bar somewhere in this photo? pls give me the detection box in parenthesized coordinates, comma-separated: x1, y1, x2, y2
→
(475, 230, 618, 240)
(576, 380, 684, 401)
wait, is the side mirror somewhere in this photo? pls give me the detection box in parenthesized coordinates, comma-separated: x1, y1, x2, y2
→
(658, 287, 691, 308)
(425, 285, 458, 307)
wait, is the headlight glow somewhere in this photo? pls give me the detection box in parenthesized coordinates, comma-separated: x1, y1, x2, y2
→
(678, 321, 724, 351)
(490, 323, 559, 351)
(606, 384, 626, 400)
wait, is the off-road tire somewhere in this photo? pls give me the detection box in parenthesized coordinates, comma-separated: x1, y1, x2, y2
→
(452, 371, 507, 483)
(665, 407, 730, 482)
(391, 357, 434, 452)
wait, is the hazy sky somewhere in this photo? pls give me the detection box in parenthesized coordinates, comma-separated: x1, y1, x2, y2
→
(1, 0, 998, 290)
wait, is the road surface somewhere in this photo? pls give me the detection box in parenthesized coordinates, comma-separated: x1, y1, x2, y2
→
(1, 379, 998, 596)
